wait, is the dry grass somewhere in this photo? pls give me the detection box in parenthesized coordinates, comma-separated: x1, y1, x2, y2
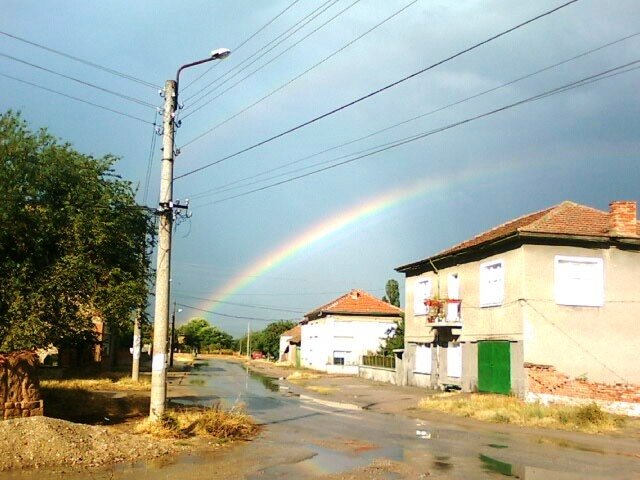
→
(307, 386, 338, 395)
(135, 403, 258, 441)
(287, 370, 320, 381)
(418, 393, 627, 433)
(41, 372, 151, 392)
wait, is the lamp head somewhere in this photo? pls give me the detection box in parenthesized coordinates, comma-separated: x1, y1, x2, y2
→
(210, 48, 231, 60)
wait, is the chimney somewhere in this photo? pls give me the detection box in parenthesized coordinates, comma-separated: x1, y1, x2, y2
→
(350, 290, 360, 300)
(609, 201, 638, 237)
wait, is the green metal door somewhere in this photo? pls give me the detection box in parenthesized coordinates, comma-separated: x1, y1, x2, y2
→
(477, 341, 511, 394)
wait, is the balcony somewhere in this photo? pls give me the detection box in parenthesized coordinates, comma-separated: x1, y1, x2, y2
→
(424, 298, 462, 328)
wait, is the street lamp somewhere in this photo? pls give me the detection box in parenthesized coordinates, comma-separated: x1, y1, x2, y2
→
(149, 48, 230, 421)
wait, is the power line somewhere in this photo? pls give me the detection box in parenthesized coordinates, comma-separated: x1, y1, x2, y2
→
(142, 111, 160, 205)
(174, 292, 305, 314)
(182, 0, 363, 119)
(175, 0, 580, 178)
(176, 302, 298, 322)
(182, 0, 338, 105)
(0, 29, 160, 89)
(192, 59, 640, 207)
(0, 51, 157, 109)
(181, 0, 303, 92)
(0, 72, 155, 125)
(186, 31, 640, 200)
(181, 0, 417, 127)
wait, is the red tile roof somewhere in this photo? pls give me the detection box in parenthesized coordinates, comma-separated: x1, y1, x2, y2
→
(281, 325, 301, 343)
(398, 201, 639, 271)
(305, 289, 403, 320)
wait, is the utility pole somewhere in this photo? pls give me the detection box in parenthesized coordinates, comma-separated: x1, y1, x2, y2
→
(169, 301, 177, 367)
(149, 79, 176, 421)
(246, 321, 251, 359)
(131, 309, 142, 382)
(148, 48, 231, 422)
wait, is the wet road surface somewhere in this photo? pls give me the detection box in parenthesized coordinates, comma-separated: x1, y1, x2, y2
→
(9, 359, 640, 479)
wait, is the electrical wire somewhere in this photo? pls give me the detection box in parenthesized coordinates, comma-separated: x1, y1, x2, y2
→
(0, 29, 160, 89)
(0, 72, 155, 125)
(183, 0, 340, 106)
(0, 51, 157, 109)
(175, 0, 580, 177)
(174, 292, 305, 314)
(176, 302, 299, 322)
(181, 0, 304, 92)
(182, 0, 362, 118)
(191, 59, 640, 208)
(186, 30, 640, 200)
(142, 111, 160, 205)
(181, 0, 417, 126)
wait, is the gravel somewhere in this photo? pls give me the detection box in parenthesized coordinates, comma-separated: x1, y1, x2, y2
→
(0, 416, 181, 471)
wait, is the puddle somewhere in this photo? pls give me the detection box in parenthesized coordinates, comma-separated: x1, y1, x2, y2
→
(256, 443, 404, 477)
(432, 455, 453, 471)
(248, 370, 280, 392)
(189, 379, 205, 386)
(535, 436, 605, 454)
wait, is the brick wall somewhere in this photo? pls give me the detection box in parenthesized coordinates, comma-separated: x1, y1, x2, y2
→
(0, 352, 44, 420)
(526, 363, 640, 404)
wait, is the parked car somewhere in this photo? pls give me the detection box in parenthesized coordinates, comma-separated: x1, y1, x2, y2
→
(251, 351, 265, 359)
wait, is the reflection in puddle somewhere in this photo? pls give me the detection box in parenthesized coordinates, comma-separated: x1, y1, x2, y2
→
(432, 455, 453, 471)
(480, 454, 516, 477)
(248, 370, 280, 392)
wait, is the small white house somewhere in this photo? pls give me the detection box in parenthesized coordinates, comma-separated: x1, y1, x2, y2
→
(300, 289, 403, 374)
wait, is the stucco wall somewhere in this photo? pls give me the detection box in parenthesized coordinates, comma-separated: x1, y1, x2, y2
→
(405, 249, 525, 343)
(359, 365, 396, 384)
(521, 244, 640, 384)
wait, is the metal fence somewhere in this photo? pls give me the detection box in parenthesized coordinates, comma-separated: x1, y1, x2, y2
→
(361, 355, 395, 369)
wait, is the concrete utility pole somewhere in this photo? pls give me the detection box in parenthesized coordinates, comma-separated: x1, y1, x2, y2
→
(169, 301, 177, 367)
(149, 79, 176, 421)
(131, 309, 142, 382)
(148, 48, 231, 422)
(247, 321, 251, 359)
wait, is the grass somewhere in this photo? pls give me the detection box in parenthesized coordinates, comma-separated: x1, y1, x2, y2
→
(307, 386, 338, 395)
(135, 403, 259, 440)
(40, 372, 151, 392)
(287, 370, 320, 381)
(418, 393, 628, 433)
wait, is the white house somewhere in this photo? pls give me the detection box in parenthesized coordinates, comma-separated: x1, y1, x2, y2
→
(300, 289, 403, 374)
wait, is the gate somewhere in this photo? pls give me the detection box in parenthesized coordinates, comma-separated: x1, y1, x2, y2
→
(477, 341, 511, 394)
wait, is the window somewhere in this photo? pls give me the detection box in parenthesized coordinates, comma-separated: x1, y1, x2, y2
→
(480, 260, 504, 307)
(414, 344, 432, 374)
(447, 273, 461, 321)
(414, 279, 431, 315)
(555, 256, 604, 307)
(333, 351, 349, 365)
(447, 343, 462, 378)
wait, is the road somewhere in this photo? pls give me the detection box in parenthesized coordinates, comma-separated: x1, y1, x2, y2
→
(20, 359, 640, 479)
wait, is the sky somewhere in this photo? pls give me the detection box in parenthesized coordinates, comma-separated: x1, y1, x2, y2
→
(2, 0, 639, 337)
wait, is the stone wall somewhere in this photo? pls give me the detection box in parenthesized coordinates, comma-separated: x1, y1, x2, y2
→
(0, 352, 43, 420)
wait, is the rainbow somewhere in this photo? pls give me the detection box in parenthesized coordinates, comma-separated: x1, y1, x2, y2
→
(196, 164, 506, 317)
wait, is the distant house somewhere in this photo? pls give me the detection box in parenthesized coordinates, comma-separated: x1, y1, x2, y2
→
(279, 325, 301, 366)
(300, 289, 403, 374)
(396, 201, 640, 414)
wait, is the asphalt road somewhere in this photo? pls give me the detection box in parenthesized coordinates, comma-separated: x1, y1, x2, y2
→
(18, 359, 640, 479)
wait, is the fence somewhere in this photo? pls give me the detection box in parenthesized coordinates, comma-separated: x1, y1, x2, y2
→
(362, 355, 395, 369)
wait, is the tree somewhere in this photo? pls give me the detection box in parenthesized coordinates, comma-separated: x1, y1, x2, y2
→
(380, 279, 403, 354)
(240, 320, 296, 358)
(177, 318, 234, 352)
(0, 111, 154, 351)
(381, 279, 400, 307)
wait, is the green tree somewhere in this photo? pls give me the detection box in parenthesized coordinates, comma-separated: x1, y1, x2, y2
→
(241, 320, 296, 358)
(177, 318, 234, 351)
(0, 111, 154, 351)
(381, 279, 400, 307)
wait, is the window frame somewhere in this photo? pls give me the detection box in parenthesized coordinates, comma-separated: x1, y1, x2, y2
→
(479, 259, 505, 307)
